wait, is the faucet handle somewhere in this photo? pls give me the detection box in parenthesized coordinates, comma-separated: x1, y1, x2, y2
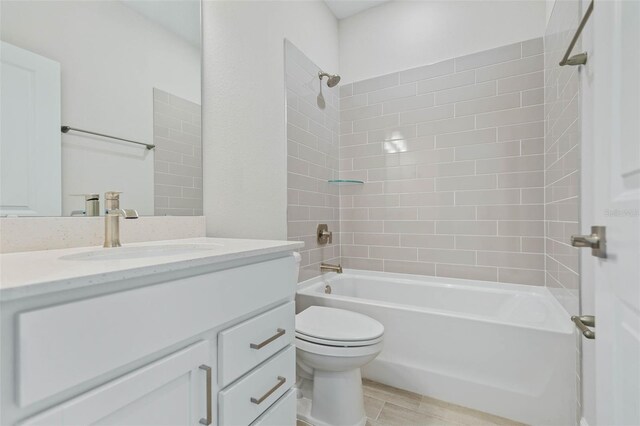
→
(121, 209, 139, 219)
(317, 224, 333, 244)
(105, 191, 122, 200)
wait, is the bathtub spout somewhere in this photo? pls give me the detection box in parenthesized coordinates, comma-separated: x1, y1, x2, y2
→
(320, 263, 342, 274)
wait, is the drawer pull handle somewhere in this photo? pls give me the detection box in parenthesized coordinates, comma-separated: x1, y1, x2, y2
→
(250, 328, 286, 349)
(250, 376, 286, 405)
(199, 365, 212, 425)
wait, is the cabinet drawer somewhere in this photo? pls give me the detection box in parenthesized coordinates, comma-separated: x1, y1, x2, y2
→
(219, 346, 295, 426)
(219, 302, 294, 387)
(250, 389, 296, 426)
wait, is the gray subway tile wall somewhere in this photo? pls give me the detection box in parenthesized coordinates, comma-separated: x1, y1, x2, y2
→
(544, 2, 581, 315)
(338, 38, 545, 285)
(544, 1, 584, 421)
(153, 88, 203, 216)
(285, 41, 341, 281)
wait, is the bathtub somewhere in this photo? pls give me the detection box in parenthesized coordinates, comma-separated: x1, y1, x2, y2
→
(296, 269, 576, 426)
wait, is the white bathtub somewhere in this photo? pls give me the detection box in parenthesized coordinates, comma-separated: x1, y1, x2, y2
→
(296, 269, 576, 426)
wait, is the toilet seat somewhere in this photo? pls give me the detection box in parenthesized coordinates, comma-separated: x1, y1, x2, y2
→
(295, 306, 384, 345)
(295, 332, 383, 347)
(296, 334, 384, 357)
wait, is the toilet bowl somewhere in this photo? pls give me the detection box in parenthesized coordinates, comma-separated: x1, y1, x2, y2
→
(295, 306, 384, 426)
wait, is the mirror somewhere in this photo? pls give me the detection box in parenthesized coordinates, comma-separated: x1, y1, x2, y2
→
(0, 0, 202, 217)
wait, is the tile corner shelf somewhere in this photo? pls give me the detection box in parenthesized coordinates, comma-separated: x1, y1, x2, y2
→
(327, 179, 365, 185)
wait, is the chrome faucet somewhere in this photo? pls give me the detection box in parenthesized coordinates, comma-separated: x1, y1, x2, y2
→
(104, 191, 138, 248)
(320, 262, 342, 274)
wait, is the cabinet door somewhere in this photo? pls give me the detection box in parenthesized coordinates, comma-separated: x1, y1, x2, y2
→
(21, 341, 211, 426)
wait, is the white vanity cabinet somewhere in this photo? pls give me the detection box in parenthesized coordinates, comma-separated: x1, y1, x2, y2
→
(0, 241, 302, 426)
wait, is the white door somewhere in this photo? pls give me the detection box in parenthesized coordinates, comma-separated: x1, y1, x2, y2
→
(21, 341, 211, 426)
(593, 2, 640, 424)
(0, 41, 61, 216)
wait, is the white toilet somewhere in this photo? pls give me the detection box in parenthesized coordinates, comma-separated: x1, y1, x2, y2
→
(295, 306, 384, 426)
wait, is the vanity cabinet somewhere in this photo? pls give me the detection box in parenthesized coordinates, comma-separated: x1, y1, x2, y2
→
(0, 249, 300, 426)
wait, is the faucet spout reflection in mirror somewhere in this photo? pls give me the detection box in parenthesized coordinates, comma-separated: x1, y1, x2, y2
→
(104, 191, 138, 248)
(70, 193, 101, 217)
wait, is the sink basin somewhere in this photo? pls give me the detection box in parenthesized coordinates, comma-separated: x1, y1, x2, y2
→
(60, 243, 225, 261)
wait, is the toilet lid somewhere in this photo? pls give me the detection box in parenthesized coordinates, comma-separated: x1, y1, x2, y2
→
(295, 306, 384, 342)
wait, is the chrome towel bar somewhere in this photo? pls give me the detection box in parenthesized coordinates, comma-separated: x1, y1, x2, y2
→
(559, 0, 594, 66)
(61, 126, 155, 150)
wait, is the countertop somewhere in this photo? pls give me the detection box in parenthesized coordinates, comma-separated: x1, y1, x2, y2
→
(0, 237, 303, 301)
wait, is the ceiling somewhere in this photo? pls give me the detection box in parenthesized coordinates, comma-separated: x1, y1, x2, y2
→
(324, 0, 391, 19)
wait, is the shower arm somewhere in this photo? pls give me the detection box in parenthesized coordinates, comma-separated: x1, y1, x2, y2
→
(318, 70, 341, 88)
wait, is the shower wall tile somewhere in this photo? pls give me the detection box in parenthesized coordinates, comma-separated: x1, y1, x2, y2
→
(544, 0, 582, 316)
(499, 72, 545, 94)
(455, 93, 521, 116)
(454, 42, 522, 72)
(368, 83, 417, 104)
(153, 88, 202, 216)
(475, 55, 543, 82)
(399, 59, 454, 83)
(354, 73, 399, 94)
(383, 93, 435, 114)
(545, 2, 584, 420)
(522, 38, 544, 57)
(417, 71, 476, 94)
(339, 38, 545, 286)
(285, 41, 340, 282)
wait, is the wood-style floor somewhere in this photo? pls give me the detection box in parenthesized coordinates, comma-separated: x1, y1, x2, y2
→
(297, 379, 525, 426)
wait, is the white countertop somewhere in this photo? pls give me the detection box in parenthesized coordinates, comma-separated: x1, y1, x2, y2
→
(0, 237, 303, 301)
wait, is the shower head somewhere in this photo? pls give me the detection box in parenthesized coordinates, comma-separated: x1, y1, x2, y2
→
(327, 74, 341, 87)
(319, 71, 341, 88)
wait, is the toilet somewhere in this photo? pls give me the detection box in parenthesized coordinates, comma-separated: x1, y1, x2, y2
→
(295, 306, 384, 426)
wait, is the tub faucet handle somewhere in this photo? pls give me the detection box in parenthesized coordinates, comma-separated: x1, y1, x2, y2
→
(571, 226, 606, 258)
(317, 224, 332, 244)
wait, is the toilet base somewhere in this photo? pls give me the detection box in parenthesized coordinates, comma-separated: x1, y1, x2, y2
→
(296, 369, 367, 426)
(297, 394, 367, 426)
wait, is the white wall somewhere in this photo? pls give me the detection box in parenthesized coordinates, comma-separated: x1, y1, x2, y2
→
(1, 1, 200, 216)
(546, 0, 555, 26)
(339, 0, 547, 83)
(202, 1, 339, 240)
